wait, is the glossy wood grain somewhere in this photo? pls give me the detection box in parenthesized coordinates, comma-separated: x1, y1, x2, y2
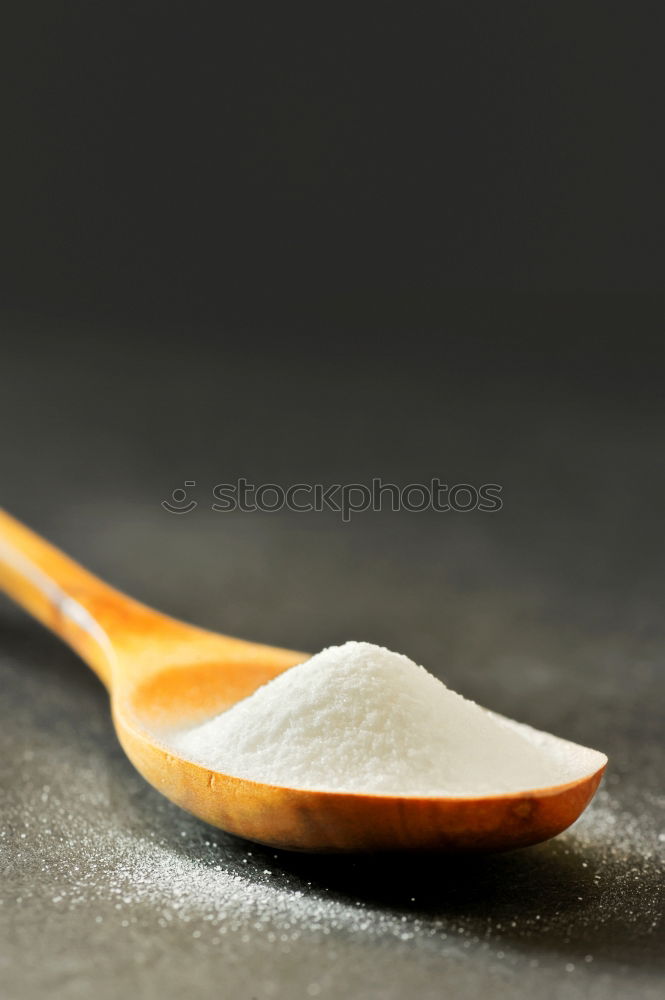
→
(0, 510, 606, 852)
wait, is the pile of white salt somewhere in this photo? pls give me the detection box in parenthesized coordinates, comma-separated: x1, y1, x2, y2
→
(170, 641, 604, 795)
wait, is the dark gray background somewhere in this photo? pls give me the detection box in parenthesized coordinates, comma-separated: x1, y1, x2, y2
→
(1, 4, 664, 998)
(2, 2, 663, 319)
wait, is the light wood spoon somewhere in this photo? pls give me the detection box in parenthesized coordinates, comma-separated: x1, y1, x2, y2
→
(0, 510, 606, 853)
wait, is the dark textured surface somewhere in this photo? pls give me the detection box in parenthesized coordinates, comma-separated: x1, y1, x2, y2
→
(1, 303, 663, 999)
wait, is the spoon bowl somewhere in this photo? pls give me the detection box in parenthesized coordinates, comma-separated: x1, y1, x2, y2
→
(0, 510, 606, 852)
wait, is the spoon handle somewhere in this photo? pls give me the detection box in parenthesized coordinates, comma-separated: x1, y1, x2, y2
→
(0, 510, 293, 693)
(0, 509, 171, 687)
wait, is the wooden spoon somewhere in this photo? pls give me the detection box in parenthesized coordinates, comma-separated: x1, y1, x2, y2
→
(0, 510, 606, 853)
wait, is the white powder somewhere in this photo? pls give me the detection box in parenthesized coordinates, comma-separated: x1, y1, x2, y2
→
(170, 641, 605, 795)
